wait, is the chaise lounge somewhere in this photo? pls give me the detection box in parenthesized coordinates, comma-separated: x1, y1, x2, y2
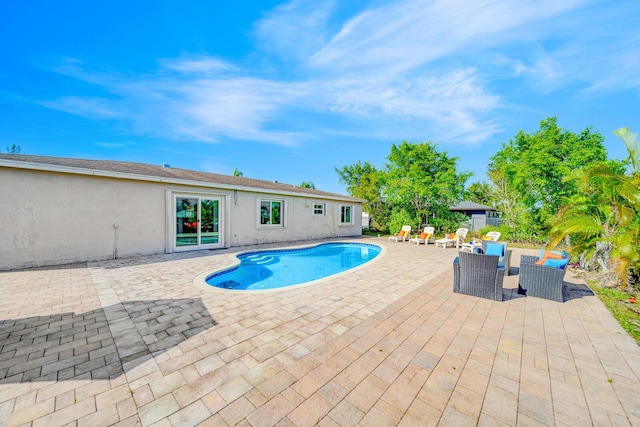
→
(388, 225, 412, 242)
(408, 226, 435, 245)
(435, 228, 468, 249)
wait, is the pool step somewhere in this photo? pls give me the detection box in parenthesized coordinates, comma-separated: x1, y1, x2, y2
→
(244, 255, 276, 265)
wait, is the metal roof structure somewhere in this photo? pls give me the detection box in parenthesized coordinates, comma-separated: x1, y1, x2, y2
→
(449, 201, 496, 211)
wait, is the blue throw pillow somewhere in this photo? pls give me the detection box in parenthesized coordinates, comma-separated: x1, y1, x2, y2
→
(543, 257, 569, 269)
(485, 243, 504, 257)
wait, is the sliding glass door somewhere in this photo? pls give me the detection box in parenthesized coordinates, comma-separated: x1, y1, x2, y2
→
(175, 195, 222, 249)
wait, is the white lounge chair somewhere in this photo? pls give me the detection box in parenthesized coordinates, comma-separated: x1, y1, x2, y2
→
(409, 226, 435, 245)
(388, 225, 412, 242)
(435, 228, 468, 248)
(460, 231, 501, 253)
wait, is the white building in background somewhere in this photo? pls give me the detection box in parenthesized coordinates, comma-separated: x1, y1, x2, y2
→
(361, 212, 370, 230)
(0, 154, 363, 270)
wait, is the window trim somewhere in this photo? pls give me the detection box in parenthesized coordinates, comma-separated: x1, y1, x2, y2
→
(257, 198, 286, 228)
(312, 202, 326, 216)
(339, 204, 354, 226)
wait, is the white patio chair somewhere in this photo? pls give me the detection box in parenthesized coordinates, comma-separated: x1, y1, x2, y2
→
(409, 227, 435, 245)
(435, 228, 468, 249)
(388, 225, 412, 242)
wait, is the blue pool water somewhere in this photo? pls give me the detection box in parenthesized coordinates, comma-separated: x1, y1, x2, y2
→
(206, 242, 382, 290)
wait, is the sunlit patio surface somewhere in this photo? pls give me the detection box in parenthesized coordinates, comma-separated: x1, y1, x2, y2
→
(1, 237, 639, 426)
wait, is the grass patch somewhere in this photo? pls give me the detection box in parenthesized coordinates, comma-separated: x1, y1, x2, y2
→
(362, 229, 383, 237)
(591, 285, 640, 346)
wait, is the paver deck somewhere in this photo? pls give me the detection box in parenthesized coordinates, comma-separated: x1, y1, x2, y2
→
(1, 237, 639, 426)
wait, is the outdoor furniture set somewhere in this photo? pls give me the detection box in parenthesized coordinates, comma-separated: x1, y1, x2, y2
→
(389, 226, 572, 302)
(453, 244, 571, 303)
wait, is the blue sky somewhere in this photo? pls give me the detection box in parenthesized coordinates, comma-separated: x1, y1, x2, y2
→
(2, 0, 639, 195)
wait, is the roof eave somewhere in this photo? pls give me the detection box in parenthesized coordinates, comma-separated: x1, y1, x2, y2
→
(0, 159, 362, 203)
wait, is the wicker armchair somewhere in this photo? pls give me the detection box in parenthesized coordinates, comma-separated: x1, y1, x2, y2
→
(481, 240, 512, 275)
(518, 255, 567, 302)
(453, 251, 505, 301)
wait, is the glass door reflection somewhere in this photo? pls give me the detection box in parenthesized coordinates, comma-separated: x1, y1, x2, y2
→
(200, 199, 219, 245)
(176, 197, 198, 246)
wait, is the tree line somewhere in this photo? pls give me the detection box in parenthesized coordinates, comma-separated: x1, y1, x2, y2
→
(336, 117, 639, 289)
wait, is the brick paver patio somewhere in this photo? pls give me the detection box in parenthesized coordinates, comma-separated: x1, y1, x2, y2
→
(1, 237, 639, 426)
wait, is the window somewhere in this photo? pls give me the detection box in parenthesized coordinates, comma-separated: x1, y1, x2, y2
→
(260, 199, 284, 226)
(340, 205, 353, 225)
(313, 203, 326, 216)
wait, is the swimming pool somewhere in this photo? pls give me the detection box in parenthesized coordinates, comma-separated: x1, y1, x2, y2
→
(203, 242, 383, 291)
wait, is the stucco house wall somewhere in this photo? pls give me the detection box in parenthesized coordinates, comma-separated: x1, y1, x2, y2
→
(1, 167, 167, 268)
(0, 155, 362, 270)
(227, 191, 362, 247)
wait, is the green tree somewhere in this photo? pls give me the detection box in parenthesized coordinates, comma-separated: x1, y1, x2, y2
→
(300, 181, 316, 189)
(233, 168, 243, 177)
(383, 141, 471, 232)
(488, 166, 524, 238)
(550, 128, 640, 288)
(6, 144, 21, 153)
(465, 182, 493, 205)
(489, 117, 607, 239)
(336, 161, 389, 230)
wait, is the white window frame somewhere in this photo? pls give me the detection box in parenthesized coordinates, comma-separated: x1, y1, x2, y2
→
(339, 205, 354, 226)
(258, 198, 286, 228)
(312, 202, 326, 216)
(167, 191, 225, 253)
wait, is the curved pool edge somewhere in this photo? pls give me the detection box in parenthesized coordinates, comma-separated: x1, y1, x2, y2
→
(193, 240, 387, 293)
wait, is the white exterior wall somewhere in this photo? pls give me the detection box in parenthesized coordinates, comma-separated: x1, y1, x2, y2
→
(227, 192, 361, 246)
(0, 167, 361, 270)
(1, 168, 168, 269)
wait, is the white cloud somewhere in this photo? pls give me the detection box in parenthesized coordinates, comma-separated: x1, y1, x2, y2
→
(43, 58, 310, 146)
(494, 53, 565, 94)
(39, 96, 123, 120)
(41, 0, 639, 149)
(160, 57, 236, 75)
(575, 35, 640, 97)
(253, 0, 338, 61)
(41, 55, 503, 147)
(94, 142, 128, 149)
(309, 0, 587, 73)
(313, 68, 500, 143)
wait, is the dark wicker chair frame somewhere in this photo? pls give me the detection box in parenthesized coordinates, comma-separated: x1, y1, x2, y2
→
(481, 240, 512, 276)
(519, 255, 567, 302)
(453, 251, 505, 301)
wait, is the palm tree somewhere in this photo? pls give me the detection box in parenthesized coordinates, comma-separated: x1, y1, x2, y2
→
(550, 127, 640, 287)
(300, 181, 316, 189)
(6, 144, 21, 153)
